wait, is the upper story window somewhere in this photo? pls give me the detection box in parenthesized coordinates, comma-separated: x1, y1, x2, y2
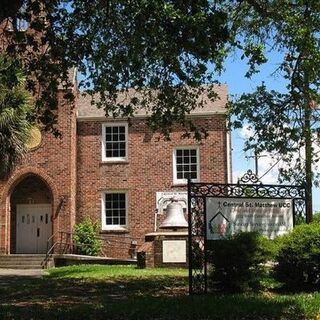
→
(102, 122, 128, 162)
(15, 18, 29, 32)
(173, 146, 200, 184)
(15, 3, 29, 31)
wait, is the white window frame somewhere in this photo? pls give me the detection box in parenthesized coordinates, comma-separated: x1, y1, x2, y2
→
(173, 146, 200, 185)
(101, 191, 128, 230)
(15, 3, 29, 32)
(102, 122, 128, 162)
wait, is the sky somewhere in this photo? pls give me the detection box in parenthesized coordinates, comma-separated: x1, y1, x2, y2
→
(217, 50, 320, 212)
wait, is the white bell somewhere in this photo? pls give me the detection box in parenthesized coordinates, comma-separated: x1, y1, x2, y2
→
(160, 197, 188, 229)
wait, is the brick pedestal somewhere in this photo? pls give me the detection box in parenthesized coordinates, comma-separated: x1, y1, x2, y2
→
(138, 231, 188, 268)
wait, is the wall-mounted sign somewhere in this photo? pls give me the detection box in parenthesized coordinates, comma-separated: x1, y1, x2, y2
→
(206, 198, 293, 240)
(162, 240, 187, 263)
(156, 192, 187, 214)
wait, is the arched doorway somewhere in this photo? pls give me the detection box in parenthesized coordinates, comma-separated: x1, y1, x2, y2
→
(10, 175, 53, 254)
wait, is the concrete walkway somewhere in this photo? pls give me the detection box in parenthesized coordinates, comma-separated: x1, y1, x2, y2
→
(0, 268, 48, 277)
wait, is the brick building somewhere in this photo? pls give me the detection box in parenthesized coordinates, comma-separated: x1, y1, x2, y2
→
(0, 83, 231, 258)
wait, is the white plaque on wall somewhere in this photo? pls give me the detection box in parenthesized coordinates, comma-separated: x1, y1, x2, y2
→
(156, 192, 187, 214)
(162, 240, 187, 263)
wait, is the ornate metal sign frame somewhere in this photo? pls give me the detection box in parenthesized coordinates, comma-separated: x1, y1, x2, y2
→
(187, 170, 306, 294)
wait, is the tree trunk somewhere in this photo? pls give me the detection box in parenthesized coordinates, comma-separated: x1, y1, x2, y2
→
(304, 73, 313, 223)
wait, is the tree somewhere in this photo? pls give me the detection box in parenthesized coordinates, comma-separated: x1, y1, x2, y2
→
(3, 1, 318, 222)
(0, 0, 24, 22)
(0, 0, 230, 140)
(0, 54, 34, 177)
(227, 0, 320, 222)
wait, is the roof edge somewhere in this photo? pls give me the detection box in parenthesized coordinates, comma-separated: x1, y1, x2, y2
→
(76, 111, 227, 122)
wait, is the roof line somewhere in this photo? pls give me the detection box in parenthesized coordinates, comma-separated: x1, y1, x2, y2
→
(76, 112, 227, 122)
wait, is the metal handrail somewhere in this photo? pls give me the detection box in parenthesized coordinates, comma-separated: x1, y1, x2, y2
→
(42, 231, 74, 268)
(42, 230, 139, 268)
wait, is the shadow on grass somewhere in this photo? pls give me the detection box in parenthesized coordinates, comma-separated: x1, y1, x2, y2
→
(0, 274, 318, 320)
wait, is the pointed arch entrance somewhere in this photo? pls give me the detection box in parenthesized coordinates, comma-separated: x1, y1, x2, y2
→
(10, 175, 53, 254)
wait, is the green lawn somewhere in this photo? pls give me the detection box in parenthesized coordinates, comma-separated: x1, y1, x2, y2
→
(0, 265, 320, 319)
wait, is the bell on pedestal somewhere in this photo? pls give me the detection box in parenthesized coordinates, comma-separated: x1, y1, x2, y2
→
(159, 197, 188, 229)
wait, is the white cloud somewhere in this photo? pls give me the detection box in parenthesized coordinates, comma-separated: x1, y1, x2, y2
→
(232, 125, 320, 211)
(232, 153, 279, 185)
(238, 124, 254, 139)
(234, 132, 320, 186)
(257, 153, 279, 184)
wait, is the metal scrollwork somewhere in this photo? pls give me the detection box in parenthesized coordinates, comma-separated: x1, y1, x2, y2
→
(188, 174, 306, 295)
(238, 169, 262, 184)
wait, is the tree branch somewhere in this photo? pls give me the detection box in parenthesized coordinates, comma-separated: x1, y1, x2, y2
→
(0, 0, 23, 23)
(242, 0, 272, 17)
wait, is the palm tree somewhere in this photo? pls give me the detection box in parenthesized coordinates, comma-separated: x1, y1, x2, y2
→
(0, 54, 34, 177)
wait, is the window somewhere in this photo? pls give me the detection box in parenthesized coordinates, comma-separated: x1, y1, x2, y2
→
(15, 3, 29, 31)
(101, 192, 128, 230)
(173, 147, 199, 184)
(102, 123, 128, 161)
(15, 17, 29, 31)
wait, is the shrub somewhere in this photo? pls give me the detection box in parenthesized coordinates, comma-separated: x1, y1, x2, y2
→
(73, 218, 102, 256)
(295, 215, 307, 225)
(312, 212, 320, 224)
(208, 232, 274, 292)
(274, 223, 320, 290)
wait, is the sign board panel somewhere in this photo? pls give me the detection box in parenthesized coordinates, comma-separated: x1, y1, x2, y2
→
(162, 240, 187, 263)
(206, 198, 293, 240)
(156, 192, 187, 214)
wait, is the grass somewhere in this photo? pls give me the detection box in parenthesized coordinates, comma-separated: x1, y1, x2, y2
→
(48, 264, 187, 280)
(0, 265, 320, 319)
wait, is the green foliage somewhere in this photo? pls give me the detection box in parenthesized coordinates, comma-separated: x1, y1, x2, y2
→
(3, 1, 320, 147)
(73, 218, 102, 256)
(227, 1, 320, 187)
(295, 215, 307, 225)
(1, 0, 230, 140)
(208, 232, 274, 292)
(274, 223, 320, 290)
(312, 212, 320, 224)
(0, 53, 34, 177)
(268, 235, 284, 259)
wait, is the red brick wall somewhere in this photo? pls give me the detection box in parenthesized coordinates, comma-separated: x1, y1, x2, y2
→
(0, 90, 77, 253)
(0, 87, 228, 258)
(76, 116, 228, 258)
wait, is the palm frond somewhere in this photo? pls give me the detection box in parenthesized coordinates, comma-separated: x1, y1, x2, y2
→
(0, 54, 34, 177)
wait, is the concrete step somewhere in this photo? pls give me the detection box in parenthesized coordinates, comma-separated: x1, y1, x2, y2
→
(0, 256, 45, 261)
(0, 255, 52, 269)
(0, 259, 44, 265)
(0, 261, 45, 266)
(0, 264, 44, 270)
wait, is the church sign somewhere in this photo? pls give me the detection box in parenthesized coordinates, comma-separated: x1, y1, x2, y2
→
(206, 198, 293, 240)
(188, 170, 306, 294)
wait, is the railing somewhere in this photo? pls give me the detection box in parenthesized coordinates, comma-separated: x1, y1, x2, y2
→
(42, 231, 74, 268)
(42, 231, 139, 268)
